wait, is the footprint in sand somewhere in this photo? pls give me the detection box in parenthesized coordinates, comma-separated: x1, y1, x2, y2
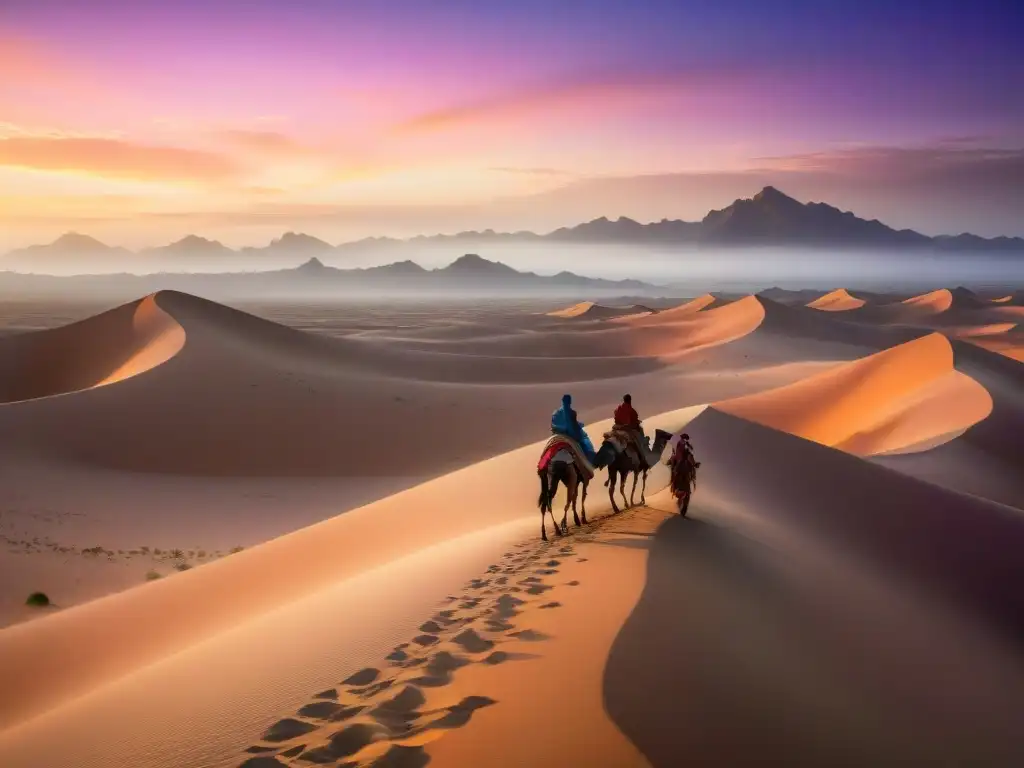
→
(261, 718, 317, 743)
(371, 744, 430, 768)
(298, 722, 386, 763)
(409, 650, 471, 687)
(452, 628, 494, 654)
(238, 534, 575, 766)
(342, 667, 379, 686)
(509, 629, 550, 642)
(297, 700, 346, 720)
(239, 757, 288, 768)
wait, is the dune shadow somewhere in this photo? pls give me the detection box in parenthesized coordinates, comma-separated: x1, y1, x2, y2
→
(603, 505, 1024, 766)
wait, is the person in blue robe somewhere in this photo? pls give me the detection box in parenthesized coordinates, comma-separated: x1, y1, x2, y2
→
(550, 394, 597, 463)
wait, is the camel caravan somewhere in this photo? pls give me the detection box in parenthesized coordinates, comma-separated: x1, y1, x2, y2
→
(536, 394, 699, 540)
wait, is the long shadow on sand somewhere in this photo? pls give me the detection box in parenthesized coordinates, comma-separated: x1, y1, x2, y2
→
(603, 509, 1024, 767)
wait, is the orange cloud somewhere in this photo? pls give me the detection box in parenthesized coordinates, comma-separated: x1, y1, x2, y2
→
(217, 129, 311, 156)
(393, 70, 704, 134)
(0, 136, 240, 182)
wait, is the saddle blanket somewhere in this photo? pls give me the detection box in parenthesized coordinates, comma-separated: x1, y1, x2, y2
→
(604, 426, 646, 459)
(537, 434, 596, 480)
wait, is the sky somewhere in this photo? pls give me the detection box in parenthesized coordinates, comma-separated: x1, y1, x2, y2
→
(0, 0, 1022, 248)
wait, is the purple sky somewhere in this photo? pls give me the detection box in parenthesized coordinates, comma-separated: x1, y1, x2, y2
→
(0, 0, 1021, 246)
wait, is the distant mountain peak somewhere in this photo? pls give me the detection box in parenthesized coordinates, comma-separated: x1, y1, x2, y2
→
(443, 253, 518, 273)
(53, 232, 110, 248)
(271, 232, 333, 252)
(296, 256, 327, 271)
(752, 185, 792, 202)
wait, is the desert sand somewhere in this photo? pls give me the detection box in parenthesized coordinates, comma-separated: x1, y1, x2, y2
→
(0, 286, 1022, 767)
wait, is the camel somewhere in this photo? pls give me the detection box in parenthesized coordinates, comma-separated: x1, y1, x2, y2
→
(537, 442, 616, 541)
(604, 429, 673, 513)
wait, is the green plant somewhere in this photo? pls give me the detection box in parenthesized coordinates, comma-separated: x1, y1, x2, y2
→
(174, 562, 192, 572)
(145, 571, 162, 581)
(25, 592, 50, 607)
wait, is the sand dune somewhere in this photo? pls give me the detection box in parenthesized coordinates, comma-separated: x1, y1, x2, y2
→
(212, 407, 1024, 768)
(1, 284, 1021, 767)
(900, 288, 954, 314)
(0, 294, 184, 402)
(545, 301, 654, 320)
(806, 288, 866, 311)
(0, 404, 704, 749)
(601, 407, 1024, 766)
(717, 333, 992, 455)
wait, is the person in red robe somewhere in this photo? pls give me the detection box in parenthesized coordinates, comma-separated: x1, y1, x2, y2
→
(614, 394, 641, 431)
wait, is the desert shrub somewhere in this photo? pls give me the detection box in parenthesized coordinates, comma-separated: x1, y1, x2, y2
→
(174, 562, 192, 572)
(230, 546, 244, 554)
(170, 549, 184, 559)
(25, 592, 50, 607)
(145, 571, 162, 581)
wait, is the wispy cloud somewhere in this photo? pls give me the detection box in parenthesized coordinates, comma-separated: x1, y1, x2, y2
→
(0, 136, 241, 182)
(392, 66, 751, 134)
(216, 129, 311, 156)
(490, 166, 576, 177)
(754, 144, 1024, 185)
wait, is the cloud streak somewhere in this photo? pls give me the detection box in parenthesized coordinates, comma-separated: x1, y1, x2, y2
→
(0, 136, 241, 182)
(392, 65, 757, 133)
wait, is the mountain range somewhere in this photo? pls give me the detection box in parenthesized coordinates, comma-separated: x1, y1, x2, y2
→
(0, 253, 659, 299)
(6, 187, 1023, 273)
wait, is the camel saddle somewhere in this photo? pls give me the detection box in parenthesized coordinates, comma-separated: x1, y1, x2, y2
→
(604, 425, 646, 463)
(537, 434, 596, 481)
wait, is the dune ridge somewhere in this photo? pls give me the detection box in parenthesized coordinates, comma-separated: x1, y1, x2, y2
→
(806, 288, 866, 312)
(545, 302, 654, 320)
(0, 403, 706, 733)
(717, 333, 992, 455)
(0, 294, 185, 403)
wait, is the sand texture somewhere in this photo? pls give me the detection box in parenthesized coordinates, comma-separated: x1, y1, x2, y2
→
(0, 286, 1021, 768)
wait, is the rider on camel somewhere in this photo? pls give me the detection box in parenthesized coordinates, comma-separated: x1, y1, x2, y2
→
(551, 394, 597, 464)
(613, 394, 646, 455)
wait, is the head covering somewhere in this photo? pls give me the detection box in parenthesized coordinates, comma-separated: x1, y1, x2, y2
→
(562, 394, 572, 406)
(623, 394, 632, 403)
(681, 433, 690, 440)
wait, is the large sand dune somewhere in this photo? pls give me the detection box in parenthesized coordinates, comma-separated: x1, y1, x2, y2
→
(806, 288, 866, 311)
(0, 285, 1021, 768)
(546, 301, 655, 320)
(0, 294, 184, 402)
(717, 333, 992, 455)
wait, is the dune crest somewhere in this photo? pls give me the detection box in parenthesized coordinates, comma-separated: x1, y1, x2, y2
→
(899, 288, 954, 315)
(806, 288, 866, 312)
(546, 301, 655, 320)
(0, 404, 706, 732)
(621, 293, 718, 324)
(716, 333, 992, 456)
(0, 294, 185, 403)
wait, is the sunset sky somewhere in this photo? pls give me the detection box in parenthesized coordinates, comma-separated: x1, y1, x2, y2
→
(1, 0, 1022, 248)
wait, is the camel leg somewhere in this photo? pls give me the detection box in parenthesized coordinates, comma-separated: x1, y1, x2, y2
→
(619, 472, 629, 509)
(548, 468, 564, 537)
(563, 469, 579, 533)
(629, 471, 639, 507)
(640, 469, 648, 506)
(579, 479, 588, 525)
(608, 469, 620, 514)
